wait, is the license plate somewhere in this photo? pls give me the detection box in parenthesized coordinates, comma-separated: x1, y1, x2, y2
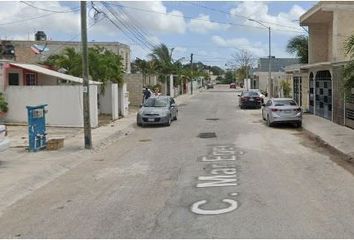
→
(148, 118, 155, 122)
(249, 98, 254, 101)
(284, 110, 291, 113)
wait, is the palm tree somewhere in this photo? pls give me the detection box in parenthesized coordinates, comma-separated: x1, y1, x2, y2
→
(286, 35, 308, 64)
(149, 44, 174, 78)
(45, 47, 82, 77)
(146, 60, 158, 86)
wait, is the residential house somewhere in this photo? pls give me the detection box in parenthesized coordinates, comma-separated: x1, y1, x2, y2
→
(295, 1, 354, 128)
(252, 57, 299, 96)
(0, 61, 101, 127)
(8, 31, 131, 73)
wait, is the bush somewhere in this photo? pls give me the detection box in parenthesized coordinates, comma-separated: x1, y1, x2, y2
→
(0, 92, 8, 113)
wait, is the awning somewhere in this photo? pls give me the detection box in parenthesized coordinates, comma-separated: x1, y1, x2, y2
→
(9, 63, 102, 85)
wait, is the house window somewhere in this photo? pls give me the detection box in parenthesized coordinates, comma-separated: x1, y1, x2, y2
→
(25, 73, 36, 86)
(8, 73, 19, 85)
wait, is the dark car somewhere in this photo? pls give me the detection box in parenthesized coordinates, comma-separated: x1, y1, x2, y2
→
(206, 83, 214, 89)
(230, 83, 236, 89)
(238, 91, 263, 109)
(137, 96, 178, 127)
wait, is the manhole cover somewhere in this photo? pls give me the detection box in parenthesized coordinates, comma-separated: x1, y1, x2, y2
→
(139, 139, 152, 142)
(205, 118, 220, 121)
(198, 132, 217, 138)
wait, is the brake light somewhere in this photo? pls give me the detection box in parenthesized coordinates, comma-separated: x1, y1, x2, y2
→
(271, 108, 278, 112)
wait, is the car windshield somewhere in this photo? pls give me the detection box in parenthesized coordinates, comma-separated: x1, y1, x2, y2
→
(144, 98, 169, 107)
(243, 92, 259, 97)
(274, 100, 297, 106)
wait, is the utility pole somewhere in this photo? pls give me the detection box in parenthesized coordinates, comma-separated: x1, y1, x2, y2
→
(247, 19, 272, 97)
(81, 1, 92, 149)
(190, 53, 193, 95)
(268, 26, 273, 98)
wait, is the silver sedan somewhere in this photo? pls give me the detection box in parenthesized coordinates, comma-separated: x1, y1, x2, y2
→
(262, 98, 302, 128)
(137, 96, 178, 127)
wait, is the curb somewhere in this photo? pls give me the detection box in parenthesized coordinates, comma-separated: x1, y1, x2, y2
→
(302, 128, 354, 163)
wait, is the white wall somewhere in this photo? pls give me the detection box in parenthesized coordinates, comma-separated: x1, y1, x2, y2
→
(118, 83, 129, 117)
(98, 82, 119, 120)
(5, 85, 98, 128)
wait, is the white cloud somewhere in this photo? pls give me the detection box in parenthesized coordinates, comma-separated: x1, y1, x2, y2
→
(230, 2, 306, 35)
(120, 2, 187, 34)
(0, 2, 80, 40)
(211, 35, 266, 57)
(188, 14, 228, 34)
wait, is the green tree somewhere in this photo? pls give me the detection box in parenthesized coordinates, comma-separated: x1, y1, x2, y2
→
(45, 47, 82, 77)
(44, 46, 124, 86)
(210, 66, 224, 76)
(223, 71, 235, 84)
(280, 80, 291, 97)
(344, 34, 354, 93)
(149, 43, 176, 81)
(286, 35, 308, 64)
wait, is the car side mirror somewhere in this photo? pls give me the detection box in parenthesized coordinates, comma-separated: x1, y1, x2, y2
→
(139, 104, 143, 108)
(171, 103, 176, 108)
(238, 94, 241, 97)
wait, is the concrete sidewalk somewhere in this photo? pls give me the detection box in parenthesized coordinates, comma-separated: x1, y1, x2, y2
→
(302, 114, 354, 161)
(0, 90, 204, 216)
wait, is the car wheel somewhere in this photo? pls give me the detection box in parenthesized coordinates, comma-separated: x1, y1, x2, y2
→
(267, 115, 272, 127)
(166, 115, 172, 126)
(262, 110, 266, 120)
(173, 114, 177, 121)
(296, 121, 302, 128)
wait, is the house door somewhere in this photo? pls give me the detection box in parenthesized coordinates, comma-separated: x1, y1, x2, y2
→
(309, 72, 314, 114)
(293, 76, 302, 106)
(315, 70, 332, 120)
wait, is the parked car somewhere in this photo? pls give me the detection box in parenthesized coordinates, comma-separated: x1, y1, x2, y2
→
(249, 89, 265, 103)
(137, 96, 178, 127)
(0, 124, 10, 152)
(262, 98, 302, 128)
(206, 83, 214, 89)
(230, 83, 236, 89)
(238, 91, 263, 109)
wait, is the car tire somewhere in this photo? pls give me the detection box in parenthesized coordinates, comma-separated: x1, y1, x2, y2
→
(166, 116, 172, 126)
(173, 114, 177, 121)
(296, 121, 302, 128)
(262, 111, 266, 121)
(267, 115, 272, 127)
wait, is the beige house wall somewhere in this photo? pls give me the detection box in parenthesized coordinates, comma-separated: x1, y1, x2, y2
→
(332, 10, 354, 62)
(11, 40, 131, 73)
(309, 24, 330, 63)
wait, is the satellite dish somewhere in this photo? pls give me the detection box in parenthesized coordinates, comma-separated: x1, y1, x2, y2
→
(31, 43, 49, 55)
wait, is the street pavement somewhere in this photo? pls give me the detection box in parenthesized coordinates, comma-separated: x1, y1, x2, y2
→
(1, 85, 354, 238)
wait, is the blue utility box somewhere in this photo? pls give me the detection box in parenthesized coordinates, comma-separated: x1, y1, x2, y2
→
(26, 104, 48, 152)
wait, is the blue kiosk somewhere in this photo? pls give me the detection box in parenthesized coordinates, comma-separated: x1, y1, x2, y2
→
(26, 104, 48, 152)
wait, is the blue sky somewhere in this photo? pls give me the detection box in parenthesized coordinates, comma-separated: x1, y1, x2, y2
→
(0, 1, 317, 68)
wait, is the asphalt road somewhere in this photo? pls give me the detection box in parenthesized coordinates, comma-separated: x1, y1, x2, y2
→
(1, 85, 354, 238)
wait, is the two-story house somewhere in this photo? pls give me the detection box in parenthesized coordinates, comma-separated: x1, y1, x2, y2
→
(298, 1, 354, 128)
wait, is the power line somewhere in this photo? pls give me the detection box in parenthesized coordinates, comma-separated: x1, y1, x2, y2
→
(107, 2, 304, 33)
(0, 3, 79, 27)
(184, 2, 305, 32)
(20, 1, 80, 13)
(101, 2, 154, 51)
(92, 2, 153, 53)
